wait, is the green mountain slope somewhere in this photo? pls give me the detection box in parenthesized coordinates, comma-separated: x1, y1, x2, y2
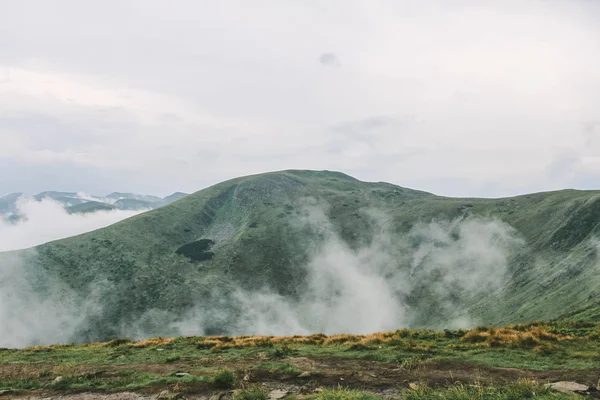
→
(3, 170, 600, 344)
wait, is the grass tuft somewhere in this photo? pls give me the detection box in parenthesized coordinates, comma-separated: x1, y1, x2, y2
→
(212, 368, 236, 389)
(314, 388, 382, 400)
(405, 379, 578, 400)
(233, 386, 269, 400)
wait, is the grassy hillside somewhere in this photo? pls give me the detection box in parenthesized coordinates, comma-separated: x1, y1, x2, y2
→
(3, 170, 600, 344)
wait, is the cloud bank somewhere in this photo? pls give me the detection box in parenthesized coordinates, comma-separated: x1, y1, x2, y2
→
(0, 197, 143, 252)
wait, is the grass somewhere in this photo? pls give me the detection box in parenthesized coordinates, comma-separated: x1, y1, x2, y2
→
(313, 388, 382, 400)
(234, 387, 269, 400)
(0, 370, 211, 393)
(257, 361, 302, 374)
(0, 322, 599, 395)
(405, 380, 582, 400)
(212, 368, 236, 389)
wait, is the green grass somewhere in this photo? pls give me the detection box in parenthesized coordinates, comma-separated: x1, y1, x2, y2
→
(1, 321, 598, 371)
(212, 368, 236, 389)
(234, 387, 269, 400)
(313, 388, 382, 400)
(0, 322, 598, 392)
(0, 370, 211, 393)
(257, 361, 302, 374)
(405, 380, 581, 400)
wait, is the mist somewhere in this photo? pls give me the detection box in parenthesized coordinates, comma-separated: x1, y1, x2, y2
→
(0, 196, 144, 251)
(164, 202, 524, 338)
(0, 252, 108, 348)
(0, 197, 145, 348)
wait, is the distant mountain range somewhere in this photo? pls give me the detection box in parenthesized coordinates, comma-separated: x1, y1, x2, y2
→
(0, 190, 189, 220)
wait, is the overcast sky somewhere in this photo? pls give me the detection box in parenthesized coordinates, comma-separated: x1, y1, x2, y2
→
(0, 0, 599, 198)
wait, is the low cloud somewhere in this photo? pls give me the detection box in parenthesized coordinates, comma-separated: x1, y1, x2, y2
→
(0, 196, 144, 252)
(0, 252, 107, 348)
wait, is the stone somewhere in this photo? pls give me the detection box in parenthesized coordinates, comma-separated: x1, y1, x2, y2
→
(157, 390, 171, 399)
(268, 389, 289, 400)
(546, 381, 594, 394)
(298, 372, 312, 379)
(174, 372, 191, 377)
(53, 376, 64, 384)
(157, 390, 184, 399)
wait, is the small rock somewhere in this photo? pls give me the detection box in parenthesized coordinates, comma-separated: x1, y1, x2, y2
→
(210, 392, 229, 400)
(53, 376, 64, 384)
(157, 390, 183, 399)
(298, 371, 312, 379)
(546, 381, 593, 394)
(174, 372, 191, 377)
(409, 382, 422, 391)
(268, 389, 289, 400)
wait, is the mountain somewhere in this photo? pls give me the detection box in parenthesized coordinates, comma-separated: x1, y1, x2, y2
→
(161, 192, 190, 205)
(34, 191, 81, 202)
(1, 191, 189, 219)
(2, 170, 600, 343)
(65, 201, 117, 214)
(106, 192, 164, 203)
(113, 198, 154, 211)
(0, 192, 22, 213)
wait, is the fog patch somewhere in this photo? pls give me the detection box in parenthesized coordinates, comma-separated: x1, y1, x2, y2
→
(0, 252, 107, 348)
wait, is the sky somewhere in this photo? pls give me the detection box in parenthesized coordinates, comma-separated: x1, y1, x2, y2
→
(0, 0, 599, 198)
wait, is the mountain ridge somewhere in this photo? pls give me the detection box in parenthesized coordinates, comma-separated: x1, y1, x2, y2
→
(2, 169, 600, 346)
(0, 190, 190, 219)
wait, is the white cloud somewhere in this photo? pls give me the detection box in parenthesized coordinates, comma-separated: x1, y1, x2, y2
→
(0, 197, 143, 251)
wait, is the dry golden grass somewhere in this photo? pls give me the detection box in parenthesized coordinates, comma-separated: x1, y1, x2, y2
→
(25, 343, 74, 351)
(461, 326, 570, 350)
(129, 337, 176, 348)
(35, 324, 582, 353)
